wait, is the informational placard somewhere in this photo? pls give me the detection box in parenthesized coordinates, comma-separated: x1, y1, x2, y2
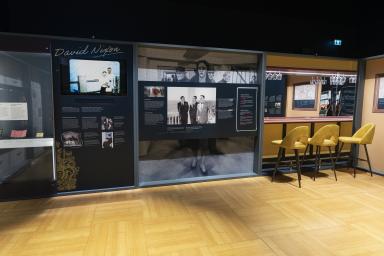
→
(0, 102, 28, 120)
(339, 81, 356, 116)
(236, 87, 258, 132)
(52, 40, 134, 192)
(293, 83, 317, 109)
(139, 81, 258, 140)
(374, 75, 384, 112)
(265, 76, 286, 117)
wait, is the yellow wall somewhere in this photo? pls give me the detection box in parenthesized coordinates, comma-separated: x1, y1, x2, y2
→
(267, 54, 358, 71)
(359, 58, 384, 172)
(285, 76, 322, 117)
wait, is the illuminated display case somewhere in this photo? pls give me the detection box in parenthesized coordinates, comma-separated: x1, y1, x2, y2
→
(0, 50, 55, 199)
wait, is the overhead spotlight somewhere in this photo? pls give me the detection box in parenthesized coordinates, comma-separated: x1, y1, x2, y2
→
(330, 73, 347, 86)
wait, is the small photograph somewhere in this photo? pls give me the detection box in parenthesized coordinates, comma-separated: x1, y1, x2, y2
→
(10, 129, 27, 138)
(62, 131, 83, 147)
(167, 87, 216, 125)
(101, 116, 113, 131)
(102, 132, 113, 149)
(144, 86, 165, 97)
(162, 72, 176, 82)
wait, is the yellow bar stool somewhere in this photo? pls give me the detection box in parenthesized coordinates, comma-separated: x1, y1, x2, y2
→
(271, 126, 309, 188)
(304, 124, 340, 181)
(336, 123, 375, 177)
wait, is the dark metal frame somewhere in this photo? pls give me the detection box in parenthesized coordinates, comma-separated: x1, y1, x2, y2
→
(135, 43, 266, 186)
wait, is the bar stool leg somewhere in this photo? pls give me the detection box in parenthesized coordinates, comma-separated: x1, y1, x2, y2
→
(272, 147, 283, 182)
(352, 145, 356, 178)
(294, 149, 302, 188)
(364, 144, 373, 177)
(335, 142, 344, 166)
(314, 146, 320, 181)
(328, 146, 337, 181)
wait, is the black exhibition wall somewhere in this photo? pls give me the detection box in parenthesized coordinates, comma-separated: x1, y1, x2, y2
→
(52, 39, 135, 192)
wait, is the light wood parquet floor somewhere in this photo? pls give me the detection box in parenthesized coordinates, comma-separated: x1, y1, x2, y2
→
(1, 169, 384, 256)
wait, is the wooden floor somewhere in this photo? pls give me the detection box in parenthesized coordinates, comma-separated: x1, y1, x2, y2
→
(1, 169, 384, 256)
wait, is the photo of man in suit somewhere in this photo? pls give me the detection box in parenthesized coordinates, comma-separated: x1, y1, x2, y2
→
(99, 70, 109, 94)
(177, 96, 189, 125)
(197, 95, 209, 124)
(106, 67, 115, 92)
(189, 96, 198, 124)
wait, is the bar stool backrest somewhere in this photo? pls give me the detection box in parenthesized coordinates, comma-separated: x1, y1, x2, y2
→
(353, 123, 376, 145)
(281, 126, 309, 149)
(310, 124, 340, 146)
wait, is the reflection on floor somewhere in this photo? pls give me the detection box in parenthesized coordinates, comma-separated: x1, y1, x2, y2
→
(1, 169, 384, 255)
(139, 137, 255, 183)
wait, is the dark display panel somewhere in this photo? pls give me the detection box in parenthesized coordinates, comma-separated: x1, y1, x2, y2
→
(264, 76, 287, 117)
(139, 81, 258, 140)
(52, 40, 134, 192)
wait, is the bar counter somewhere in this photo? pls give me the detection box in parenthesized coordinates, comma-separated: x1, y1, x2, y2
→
(262, 116, 354, 162)
(264, 116, 353, 124)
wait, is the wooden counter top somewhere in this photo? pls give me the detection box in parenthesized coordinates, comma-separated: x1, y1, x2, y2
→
(264, 116, 353, 124)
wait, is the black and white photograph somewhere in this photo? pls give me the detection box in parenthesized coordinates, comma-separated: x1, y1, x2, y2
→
(61, 131, 83, 147)
(167, 87, 216, 125)
(138, 47, 259, 84)
(155, 67, 257, 84)
(101, 116, 113, 131)
(101, 132, 113, 149)
(144, 86, 165, 97)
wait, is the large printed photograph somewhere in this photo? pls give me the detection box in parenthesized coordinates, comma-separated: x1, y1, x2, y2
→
(138, 47, 259, 84)
(68, 59, 121, 95)
(167, 87, 216, 125)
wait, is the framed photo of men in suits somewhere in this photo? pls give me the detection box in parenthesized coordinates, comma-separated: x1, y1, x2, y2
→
(167, 87, 216, 125)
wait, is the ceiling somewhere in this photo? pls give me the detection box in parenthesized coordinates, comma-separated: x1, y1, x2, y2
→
(1, 0, 383, 58)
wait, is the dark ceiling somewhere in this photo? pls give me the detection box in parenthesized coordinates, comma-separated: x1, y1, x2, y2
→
(1, 0, 383, 58)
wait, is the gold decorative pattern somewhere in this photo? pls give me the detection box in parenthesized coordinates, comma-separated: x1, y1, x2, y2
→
(56, 142, 79, 191)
